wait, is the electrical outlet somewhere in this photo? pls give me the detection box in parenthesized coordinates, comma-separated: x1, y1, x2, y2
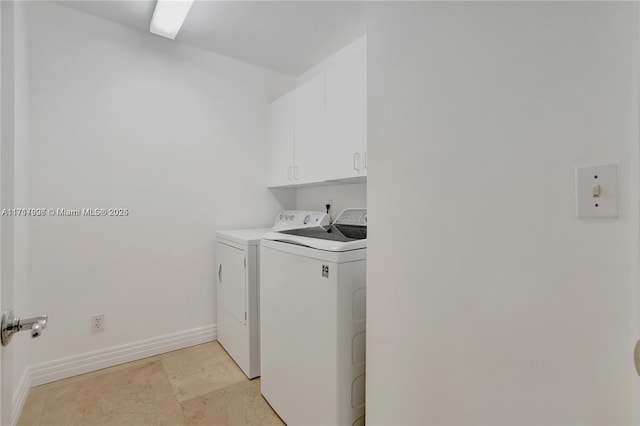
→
(91, 313, 105, 332)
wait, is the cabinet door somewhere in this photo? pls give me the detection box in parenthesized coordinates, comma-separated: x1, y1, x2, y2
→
(217, 242, 246, 325)
(325, 47, 365, 180)
(363, 43, 368, 177)
(294, 74, 326, 184)
(267, 92, 295, 187)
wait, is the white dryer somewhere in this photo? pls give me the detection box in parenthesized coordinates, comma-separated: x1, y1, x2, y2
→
(260, 208, 367, 426)
(216, 210, 329, 379)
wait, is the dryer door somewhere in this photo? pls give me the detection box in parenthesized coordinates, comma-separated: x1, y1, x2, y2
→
(217, 242, 247, 325)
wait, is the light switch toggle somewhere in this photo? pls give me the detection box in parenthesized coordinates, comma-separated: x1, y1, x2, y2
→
(575, 163, 618, 218)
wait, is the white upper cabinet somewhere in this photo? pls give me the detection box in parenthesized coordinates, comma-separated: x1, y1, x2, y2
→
(266, 36, 367, 187)
(325, 45, 365, 180)
(293, 74, 326, 185)
(266, 91, 295, 187)
(362, 40, 368, 177)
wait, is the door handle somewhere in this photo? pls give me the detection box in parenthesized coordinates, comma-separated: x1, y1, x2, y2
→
(218, 264, 222, 283)
(1, 309, 48, 346)
(634, 340, 640, 376)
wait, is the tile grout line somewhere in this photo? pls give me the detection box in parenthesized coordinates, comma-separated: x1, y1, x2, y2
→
(18, 342, 283, 426)
(157, 355, 190, 425)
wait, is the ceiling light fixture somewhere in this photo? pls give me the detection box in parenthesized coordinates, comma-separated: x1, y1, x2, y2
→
(150, 0, 194, 40)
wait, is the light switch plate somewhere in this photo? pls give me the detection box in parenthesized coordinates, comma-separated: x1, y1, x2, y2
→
(575, 163, 618, 218)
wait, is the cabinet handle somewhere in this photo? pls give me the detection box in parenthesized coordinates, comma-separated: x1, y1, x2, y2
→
(218, 264, 222, 283)
(294, 166, 299, 180)
(364, 152, 367, 170)
(287, 167, 292, 181)
(353, 153, 361, 171)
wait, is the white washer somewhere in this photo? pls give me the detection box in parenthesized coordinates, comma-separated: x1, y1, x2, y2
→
(260, 208, 367, 426)
(216, 210, 329, 379)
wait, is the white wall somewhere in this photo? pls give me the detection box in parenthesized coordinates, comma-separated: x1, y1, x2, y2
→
(297, 35, 365, 86)
(22, 1, 294, 366)
(295, 183, 365, 221)
(367, 2, 638, 424)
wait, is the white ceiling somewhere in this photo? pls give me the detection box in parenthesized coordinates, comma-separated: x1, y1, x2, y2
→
(55, 1, 367, 76)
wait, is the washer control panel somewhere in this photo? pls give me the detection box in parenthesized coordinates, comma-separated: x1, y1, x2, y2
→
(334, 208, 367, 226)
(274, 211, 330, 228)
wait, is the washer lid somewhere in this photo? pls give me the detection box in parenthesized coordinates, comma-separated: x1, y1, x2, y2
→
(262, 229, 366, 252)
(261, 238, 366, 262)
(262, 208, 367, 252)
(277, 224, 366, 242)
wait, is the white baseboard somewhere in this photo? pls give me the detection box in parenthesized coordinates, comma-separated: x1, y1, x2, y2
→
(12, 369, 30, 426)
(11, 324, 216, 425)
(30, 324, 217, 386)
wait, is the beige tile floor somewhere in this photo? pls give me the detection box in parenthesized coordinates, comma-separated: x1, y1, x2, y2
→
(18, 342, 284, 426)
